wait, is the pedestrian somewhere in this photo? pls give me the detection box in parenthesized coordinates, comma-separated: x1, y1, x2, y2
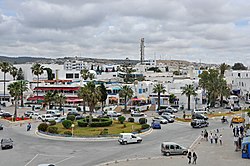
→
(209, 133, 213, 144)
(216, 128, 219, 133)
(238, 135, 242, 149)
(204, 130, 208, 141)
(214, 134, 218, 144)
(240, 126, 244, 136)
(27, 122, 31, 131)
(187, 151, 192, 164)
(234, 136, 239, 151)
(201, 131, 204, 140)
(219, 134, 223, 145)
(230, 121, 234, 128)
(233, 127, 236, 136)
(192, 152, 197, 164)
(236, 126, 239, 137)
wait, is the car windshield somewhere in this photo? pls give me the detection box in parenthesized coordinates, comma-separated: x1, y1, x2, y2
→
(2, 139, 12, 143)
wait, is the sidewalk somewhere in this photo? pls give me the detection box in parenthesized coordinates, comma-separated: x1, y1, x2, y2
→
(98, 127, 249, 166)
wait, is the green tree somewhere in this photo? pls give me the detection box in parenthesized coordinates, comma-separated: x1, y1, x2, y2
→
(89, 73, 95, 80)
(232, 63, 247, 70)
(219, 63, 229, 76)
(181, 84, 197, 110)
(44, 67, 53, 80)
(84, 81, 101, 124)
(17, 67, 24, 80)
(119, 85, 133, 112)
(77, 86, 88, 113)
(153, 83, 166, 111)
(98, 83, 107, 112)
(54, 93, 66, 115)
(10, 66, 18, 80)
(44, 91, 56, 109)
(80, 68, 89, 80)
(0, 61, 12, 102)
(31, 63, 44, 103)
(19, 80, 28, 107)
(169, 94, 176, 104)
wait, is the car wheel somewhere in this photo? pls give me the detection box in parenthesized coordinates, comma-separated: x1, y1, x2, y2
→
(137, 140, 142, 143)
(165, 152, 170, 156)
(183, 151, 187, 155)
(123, 141, 127, 145)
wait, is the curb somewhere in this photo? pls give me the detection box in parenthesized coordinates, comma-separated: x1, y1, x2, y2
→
(35, 128, 153, 142)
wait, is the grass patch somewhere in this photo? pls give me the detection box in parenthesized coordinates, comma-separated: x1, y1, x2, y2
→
(54, 120, 142, 137)
(175, 118, 192, 122)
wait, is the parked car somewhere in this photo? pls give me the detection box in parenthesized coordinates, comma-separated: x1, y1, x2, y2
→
(0, 124, 3, 130)
(165, 106, 178, 113)
(158, 109, 174, 115)
(232, 105, 241, 111)
(46, 110, 61, 117)
(38, 114, 56, 122)
(161, 142, 188, 156)
(151, 121, 161, 129)
(231, 116, 245, 123)
(55, 116, 66, 123)
(1, 138, 13, 150)
(161, 115, 175, 123)
(161, 112, 175, 118)
(24, 111, 35, 117)
(131, 111, 145, 117)
(1, 112, 12, 118)
(107, 111, 121, 117)
(153, 117, 168, 124)
(67, 111, 80, 116)
(193, 113, 208, 120)
(191, 119, 209, 128)
(193, 108, 208, 114)
(118, 133, 142, 145)
(29, 112, 40, 119)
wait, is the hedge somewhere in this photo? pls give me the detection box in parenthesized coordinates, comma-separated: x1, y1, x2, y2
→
(64, 131, 72, 135)
(38, 123, 48, 132)
(77, 118, 113, 127)
(128, 117, 135, 122)
(139, 118, 147, 124)
(67, 115, 76, 121)
(77, 120, 88, 127)
(118, 116, 126, 124)
(62, 120, 72, 129)
(47, 126, 58, 134)
(141, 124, 150, 130)
(48, 120, 56, 126)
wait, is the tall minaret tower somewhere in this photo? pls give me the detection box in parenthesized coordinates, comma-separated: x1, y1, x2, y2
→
(140, 38, 145, 64)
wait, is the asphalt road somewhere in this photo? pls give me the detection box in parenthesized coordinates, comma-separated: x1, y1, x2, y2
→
(0, 107, 228, 166)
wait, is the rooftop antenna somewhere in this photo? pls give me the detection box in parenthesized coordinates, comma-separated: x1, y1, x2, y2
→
(140, 38, 145, 64)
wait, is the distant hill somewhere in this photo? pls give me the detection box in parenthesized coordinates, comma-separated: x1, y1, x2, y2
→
(0, 56, 52, 64)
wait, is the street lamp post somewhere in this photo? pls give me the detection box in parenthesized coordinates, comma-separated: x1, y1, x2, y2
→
(71, 124, 75, 137)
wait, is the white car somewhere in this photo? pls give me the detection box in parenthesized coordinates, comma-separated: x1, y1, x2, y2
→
(118, 133, 142, 145)
(165, 106, 178, 113)
(46, 110, 61, 117)
(29, 112, 40, 119)
(161, 112, 175, 118)
(38, 114, 56, 122)
(55, 116, 66, 123)
(153, 117, 168, 124)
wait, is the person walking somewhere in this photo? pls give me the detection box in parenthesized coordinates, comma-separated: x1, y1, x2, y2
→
(234, 136, 239, 151)
(201, 131, 204, 140)
(219, 134, 223, 145)
(204, 130, 208, 141)
(230, 121, 233, 128)
(187, 151, 192, 164)
(209, 133, 213, 144)
(192, 152, 197, 164)
(214, 134, 218, 144)
(27, 122, 31, 131)
(233, 127, 236, 136)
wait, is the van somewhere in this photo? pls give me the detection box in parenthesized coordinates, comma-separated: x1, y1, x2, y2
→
(193, 108, 208, 114)
(191, 119, 209, 128)
(161, 142, 188, 156)
(46, 110, 61, 117)
(118, 133, 142, 145)
(38, 114, 56, 122)
(107, 111, 121, 117)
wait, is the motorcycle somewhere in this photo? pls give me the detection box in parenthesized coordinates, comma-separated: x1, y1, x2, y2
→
(221, 117, 228, 123)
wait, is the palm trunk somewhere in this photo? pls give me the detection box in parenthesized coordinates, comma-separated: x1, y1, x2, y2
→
(83, 100, 86, 114)
(101, 101, 104, 112)
(36, 76, 39, 104)
(89, 105, 93, 125)
(14, 99, 17, 121)
(124, 96, 127, 112)
(188, 95, 190, 110)
(3, 72, 6, 102)
(21, 90, 24, 107)
(157, 92, 160, 110)
(220, 94, 223, 107)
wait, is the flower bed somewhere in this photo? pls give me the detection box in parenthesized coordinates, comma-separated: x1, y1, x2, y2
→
(4, 117, 30, 121)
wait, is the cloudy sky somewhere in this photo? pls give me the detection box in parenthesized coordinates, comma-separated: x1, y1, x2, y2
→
(0, 0, 250, 65)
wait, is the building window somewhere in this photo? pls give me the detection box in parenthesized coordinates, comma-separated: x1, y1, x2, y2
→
(238, 73, 241, 77)
(242, 82, 244, 87)
(246, 73, 248, 77)
(66, 73, 74, 78)
(75, 73, 79, 78)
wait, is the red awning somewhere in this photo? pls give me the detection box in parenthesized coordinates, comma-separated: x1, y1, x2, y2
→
(131, 98, 146, 101)
(34, 87, 80, 91)
(27, 96, 44, 101)
(66, 99, 83, 102)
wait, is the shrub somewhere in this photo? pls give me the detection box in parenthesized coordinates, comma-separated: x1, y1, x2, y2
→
(76, 107, 81, 112)
(118, 116, 126, 124)
(38, 123, 48, 132)
(48, 120, 56, 126)
(21, 116, 24, 120)
(67, 115, 76, 121)
(141, 124, 150, 130)
(89, 118, 113, 127)
(77, 120, 88, 127)
(64, 131, 72, 136)
(100, 128, 109, 135)
(139, 118, 147, 124)
(128, 117, 135, 122)
(47, 126, 58, 134)
(62, 120, 72, 129)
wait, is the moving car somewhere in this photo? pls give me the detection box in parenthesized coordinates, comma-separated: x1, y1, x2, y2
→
(191, 119, 209, 128)
(153, 117, 168, 124)
(131, 111, 145, 117)
(193, 108, 208, 114)
(24, 111, 35, 117)
(161, 142, 188, 156)
(106, 111, 121, 117)
(151, 121, 161, 129)
(161, 115, 175, 123)
(161, 112, 175, 118)
(1, 138, 13, 150)
(193, 113, 208, 120)
(231, 116, 245, 123)
(38, 114, 56, 122)
(0, 124, 3, 130)
(46, 110, 61, 117)
(118, 133, 142, 145)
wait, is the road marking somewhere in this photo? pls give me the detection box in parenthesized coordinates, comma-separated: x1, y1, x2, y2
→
(54, 156, 74, 165)
(24, 153, 39, 166)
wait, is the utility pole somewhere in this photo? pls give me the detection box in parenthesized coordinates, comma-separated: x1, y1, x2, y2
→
(140, 38, 145, 64)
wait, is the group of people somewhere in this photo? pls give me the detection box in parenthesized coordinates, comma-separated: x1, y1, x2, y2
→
(187, 151, 197, 164)
(232, 125, 245, 151)
(201, 129, 223, 145)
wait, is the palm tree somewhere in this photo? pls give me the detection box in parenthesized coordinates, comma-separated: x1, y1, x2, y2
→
(31, 63, 44, 104)
(10, 66, 18, 80)
(77, 86, 88, 114)
(0, 62, 12, 103)
(8, 81, 21, 121)
(98, 83, 107, 112)
(153, 83, 166, 111)
(84, 81, 101, 124)
(19, 80, 28, 107)
(44, 91, 55, 109)
(219, 63, 229, 76)
(89, 73, 95, 80)
(80, 68, 89, 81)
(54, 93, 66, 115)
(119, 85, 133, 112)
(182, 84, 197, 111)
